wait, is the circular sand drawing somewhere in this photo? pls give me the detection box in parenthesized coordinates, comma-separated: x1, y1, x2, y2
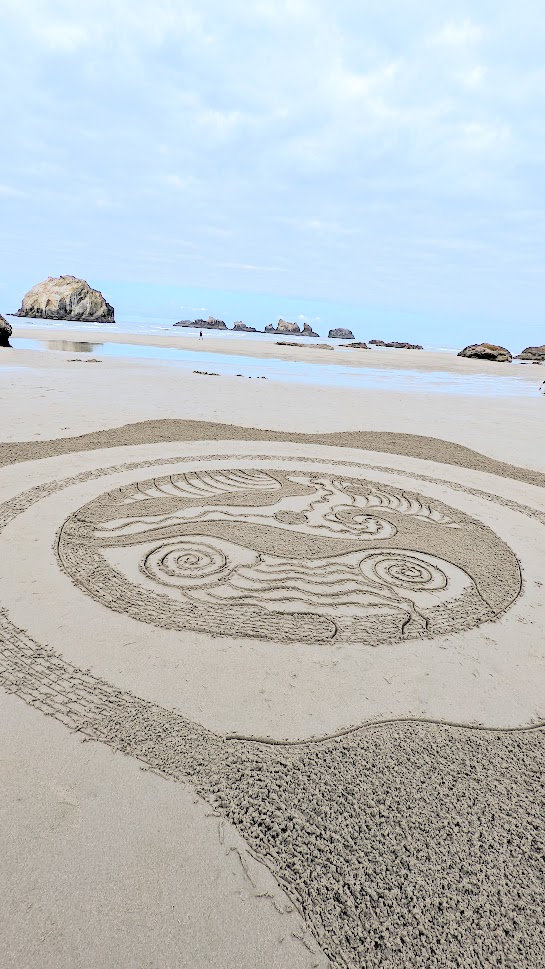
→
(1, 427, 544, 969)
(57, 467, 521, 645)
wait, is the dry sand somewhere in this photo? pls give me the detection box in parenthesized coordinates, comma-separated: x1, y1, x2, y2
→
(1, 336, 544, 968)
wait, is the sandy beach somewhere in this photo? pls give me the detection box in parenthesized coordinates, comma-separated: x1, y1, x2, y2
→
(1, 330, 544, 968)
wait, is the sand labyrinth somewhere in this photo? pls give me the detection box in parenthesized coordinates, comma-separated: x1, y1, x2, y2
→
(1, 423, 544, 968)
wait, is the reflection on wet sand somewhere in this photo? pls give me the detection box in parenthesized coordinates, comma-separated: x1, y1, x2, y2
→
(47, 340, 101, 353)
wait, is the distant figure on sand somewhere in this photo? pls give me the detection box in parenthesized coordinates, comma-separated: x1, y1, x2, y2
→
(540, 379, 545, 395)
(199, 330, 203, 340)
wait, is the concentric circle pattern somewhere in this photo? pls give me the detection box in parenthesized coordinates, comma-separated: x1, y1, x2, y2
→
(57, 467, 520, 645)
(1, 421, 544, 969)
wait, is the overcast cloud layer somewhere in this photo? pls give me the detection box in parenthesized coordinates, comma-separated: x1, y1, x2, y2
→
(1, 1, 544, 345)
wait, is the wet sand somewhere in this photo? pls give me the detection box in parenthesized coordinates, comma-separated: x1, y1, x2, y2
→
(11, 322, 545, 378)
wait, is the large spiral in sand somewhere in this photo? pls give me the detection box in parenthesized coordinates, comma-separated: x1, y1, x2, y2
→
(142, 538, 229, 587)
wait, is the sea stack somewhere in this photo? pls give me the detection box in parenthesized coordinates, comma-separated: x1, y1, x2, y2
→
(265, 318, 301, 335)
(174, 316, 228, 330)
(0, 314, 12, 347)
(263, 318, 320, 336)
(329, 328, 355, 340)
(232, 321, 258, 332)
(15, 276, 115, 323)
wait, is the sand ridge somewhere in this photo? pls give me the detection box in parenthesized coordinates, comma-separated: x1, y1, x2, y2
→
(2, 418, 545, 488)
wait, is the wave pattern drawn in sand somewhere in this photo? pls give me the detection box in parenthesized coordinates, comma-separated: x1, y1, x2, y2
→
(56, 469, 520, 646)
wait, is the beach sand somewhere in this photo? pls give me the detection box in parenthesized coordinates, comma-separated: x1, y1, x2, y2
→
(1, 333, 544, 968)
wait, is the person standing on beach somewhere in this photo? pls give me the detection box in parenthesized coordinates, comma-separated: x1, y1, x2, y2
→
(199, 330, 203, 340)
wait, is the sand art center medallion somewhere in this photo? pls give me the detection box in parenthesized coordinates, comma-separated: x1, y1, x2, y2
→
(57, 467, 520, 645)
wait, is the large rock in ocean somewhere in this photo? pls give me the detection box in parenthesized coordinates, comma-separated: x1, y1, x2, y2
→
(458, 343, 512, 362)
(174, 316, 227, 330)
(518, 345, 545, 361)
(329, 328, 355, 339)
(265, 318, 301, 335)
(15, 276, 115, 322)
(232, 321, 258, 332)
(0, 314, 12, 347)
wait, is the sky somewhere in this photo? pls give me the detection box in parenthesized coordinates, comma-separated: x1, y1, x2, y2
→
(1, 0, 544, 349)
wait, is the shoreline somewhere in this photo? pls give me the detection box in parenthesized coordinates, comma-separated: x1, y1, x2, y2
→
(9, 323, 544, 381)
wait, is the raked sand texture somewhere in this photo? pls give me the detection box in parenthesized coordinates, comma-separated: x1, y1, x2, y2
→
(0, 420, 544, 968)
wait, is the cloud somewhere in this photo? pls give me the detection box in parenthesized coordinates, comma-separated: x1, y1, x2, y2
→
(160, 174, 198, 191)
(217, 263, 285, 272)
(459, 65, 486, 88)
(431, 19, 482, 46)
(0, 184, 26, 197)
(457, 121, 511, 154)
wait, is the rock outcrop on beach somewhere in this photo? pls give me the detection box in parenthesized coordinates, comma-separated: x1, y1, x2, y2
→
(458, 343, 512, 362)
(344, 341, 369, 349)
(518, 345, 545, 361)
(264, 318, 320, 336)
(0, 314, 12, 347)
(232, 321, 258, 332)
(369, 340, 423, 349)
(174, 316, 227, 330)
(15, 276, 115, 322)
(328, 328, 355, 340)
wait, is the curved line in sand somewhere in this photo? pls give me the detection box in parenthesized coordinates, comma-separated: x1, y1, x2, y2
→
(223, 715, 545, 746)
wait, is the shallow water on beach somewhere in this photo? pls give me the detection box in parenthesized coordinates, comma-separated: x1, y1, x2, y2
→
(6, 337, 541, 398)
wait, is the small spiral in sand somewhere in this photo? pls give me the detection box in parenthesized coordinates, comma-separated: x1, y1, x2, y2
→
(329, 507, 397, 538)
(359, 551, 447, 592)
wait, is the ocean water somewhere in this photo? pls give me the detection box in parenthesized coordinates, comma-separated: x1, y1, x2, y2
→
(8, 314, 459, 350)
(7, 336, 541, 398)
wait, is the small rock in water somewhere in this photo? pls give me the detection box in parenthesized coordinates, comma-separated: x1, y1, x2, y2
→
(328, 328, 355, 340)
